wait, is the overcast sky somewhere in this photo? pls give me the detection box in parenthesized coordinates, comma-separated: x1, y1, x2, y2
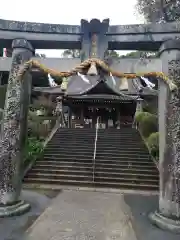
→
(0, 0, 144, 57)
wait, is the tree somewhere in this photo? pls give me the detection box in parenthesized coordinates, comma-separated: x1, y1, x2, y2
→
(119, 51, 157, 59)
(35, 53, 46, 58)
(136, 0, 180, 22)
(62, 49, 80, 58)
(104, 50, 119, 58)
(62, 49, 120, 59)
(61, 49, 157, 62)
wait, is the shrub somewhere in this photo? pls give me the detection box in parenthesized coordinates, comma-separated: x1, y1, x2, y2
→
(136, 112, 158, 138)
(24, 137, 44, 165)
(28, 120, 51, 140)
(135, 111, 148, 123)
(140, 114, 158, 138)
(147, 132, 159, 159)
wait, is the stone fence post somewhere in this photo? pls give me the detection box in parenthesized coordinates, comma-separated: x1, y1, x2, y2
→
(149, 39, 180, 233)
(0, 39, 34, 217)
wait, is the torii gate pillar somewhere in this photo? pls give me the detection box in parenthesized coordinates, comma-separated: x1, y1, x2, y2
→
(149, 39, 180, 233)
(80, 19, 109, 61)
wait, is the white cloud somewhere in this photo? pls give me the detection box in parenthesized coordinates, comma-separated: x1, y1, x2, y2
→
(0, 0, 144, 57)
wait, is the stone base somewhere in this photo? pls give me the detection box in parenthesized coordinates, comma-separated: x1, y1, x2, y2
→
(0, 200, 31, 217)
(149, 211, 180, 234)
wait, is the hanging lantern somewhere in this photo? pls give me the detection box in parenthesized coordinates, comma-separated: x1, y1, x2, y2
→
(135, 96, 143, 121)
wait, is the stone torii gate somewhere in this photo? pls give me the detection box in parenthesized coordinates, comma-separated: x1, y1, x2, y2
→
(0, 18, 179, 232)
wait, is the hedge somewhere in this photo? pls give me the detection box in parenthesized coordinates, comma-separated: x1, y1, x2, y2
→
(147, 132, 159, 159)
(135, 112, 158, 138)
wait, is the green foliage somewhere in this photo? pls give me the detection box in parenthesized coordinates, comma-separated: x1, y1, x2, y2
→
(24, 137, 43, 164)
(32, 95, 56, 116)
(136, 0, 180, 22)
(143, 100, 158, 114)
(135, 111, 148, 123)
(28, 114, 56, 140)
(135, 112, 158, 138)
(119, 51, 157, 59)
(147, 132, 159, 159)
(62, 49, 80, 58)
(28, 95, 57, 139)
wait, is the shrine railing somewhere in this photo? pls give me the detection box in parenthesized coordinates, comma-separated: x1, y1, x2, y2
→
(92, 116, 99, 182)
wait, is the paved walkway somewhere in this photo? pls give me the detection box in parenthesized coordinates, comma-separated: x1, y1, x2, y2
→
(0, 190, 51, 240)
(24, 190, 180, 240)
(25, 190, 137, 240)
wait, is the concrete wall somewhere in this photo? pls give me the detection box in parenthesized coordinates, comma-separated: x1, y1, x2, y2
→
(0, 57, 162, 73)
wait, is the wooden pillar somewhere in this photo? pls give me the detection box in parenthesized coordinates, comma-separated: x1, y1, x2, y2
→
(80, 107, 84, 126)
(117, 107, 121, 129)
(68, 107, 72, 128)
(0, 39, 34, 217)
(92, 109, 96, 128)
(149, 39, 180, 233)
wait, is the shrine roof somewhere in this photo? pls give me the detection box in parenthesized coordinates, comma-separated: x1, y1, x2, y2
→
(64, 94, 138, 101)
(32, 73, 158, 97)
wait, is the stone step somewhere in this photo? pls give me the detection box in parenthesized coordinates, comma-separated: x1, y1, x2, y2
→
(23, 177, 159, 190)
(25, 172, 158, 184)
(25, 127, 158, 191)
(53, 135, 141, 140)
(30, 168, 158, 180)
(54, 135, 95, 139)
(96, 149, 149, 154)
(49, 139, 95, 144)
(43, 151, 149, 156)
(43, 153, 151, 160)
(43, 149, 149, 155)
(95, 153, 151, 158)
(98, 134, 141, 138)
(45, 145, 147, 151)
(55, 129, 138, 134)
(54, 133, 140, 138)
(47, 142, 146, 147)
(56, 129, 137, 132)
(44, 148, 94, 153)
(35, 160, 156, 168)
(43, 153, 93, 159)
(54, 131, 140, 135)
(53, 133, 141, 137)
(48, 141, 144, 147)
(34, 162, 157, 172)
(42, 155, 152, 162)
(47, 142, 94, 147)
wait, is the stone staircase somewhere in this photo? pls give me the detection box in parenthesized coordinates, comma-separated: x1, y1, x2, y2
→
(24, 128, 159, 191)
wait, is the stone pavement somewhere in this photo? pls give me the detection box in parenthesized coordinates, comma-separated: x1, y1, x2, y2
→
(0, 190, 51, 240)
(25, 190, 137, 240)
(24, 190, 180, 240)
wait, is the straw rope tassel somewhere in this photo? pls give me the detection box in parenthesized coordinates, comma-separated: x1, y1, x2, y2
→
(16, 58, 177, 92)
(87, 62, 98, 75)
